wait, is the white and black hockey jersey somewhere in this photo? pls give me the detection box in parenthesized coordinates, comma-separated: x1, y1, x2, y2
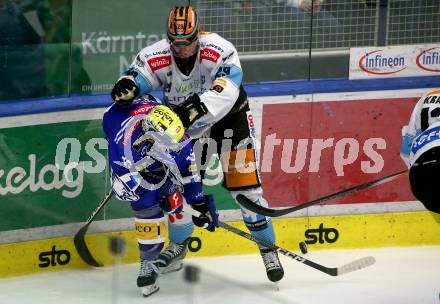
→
(400, 89, 440, 167)
(123, 32, 245, 138)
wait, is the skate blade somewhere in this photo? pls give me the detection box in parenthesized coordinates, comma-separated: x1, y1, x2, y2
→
(142, 284, 160, 297)
(158, 261, 183, 274)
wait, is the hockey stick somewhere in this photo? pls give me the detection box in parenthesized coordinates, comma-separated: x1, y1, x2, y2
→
(219, 221, 375, 276)
(185, 208, 375, 276)
(236, 169, 409, 217)
(73, 189, 113, 267)
(166, 151, 375, 276)
(73, 138, 186, 267)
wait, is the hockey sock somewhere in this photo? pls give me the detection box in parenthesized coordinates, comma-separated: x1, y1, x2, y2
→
(140, 243, 164, 261)
(168, 220, 194, 244)
(134, 216, 166, 260)
(248, 220, 276, 249)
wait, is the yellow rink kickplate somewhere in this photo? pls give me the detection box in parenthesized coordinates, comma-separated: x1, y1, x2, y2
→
(1, 211, 439, 277)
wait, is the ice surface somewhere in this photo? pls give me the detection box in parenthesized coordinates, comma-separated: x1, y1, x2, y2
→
(0, 246, 439, 304)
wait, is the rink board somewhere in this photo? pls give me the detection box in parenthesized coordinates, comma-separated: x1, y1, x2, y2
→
(257, 95, 416, 207)
(0, 88, 431, 233)
(1, 210, 439, 277)
(1, 79, 440, 278)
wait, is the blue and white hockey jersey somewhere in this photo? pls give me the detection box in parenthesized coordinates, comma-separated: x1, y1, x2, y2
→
(102, 95, 204, 210)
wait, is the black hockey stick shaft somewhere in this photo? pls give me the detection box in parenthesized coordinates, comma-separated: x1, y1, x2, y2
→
(219, 221, 339, 276)
(73, 189, 113, 267)
(186, 208, 375, 276)
(236, 169, 409, 217)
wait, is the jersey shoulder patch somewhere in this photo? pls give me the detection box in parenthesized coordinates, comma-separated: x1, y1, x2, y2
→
(200, 47, 221, 63)
(130, 99, 163, 116)
(137, 39, 172, 72)
(147, 55, 172, 72)
(130, 104, 155, 117)
(199, 33, 236, 65)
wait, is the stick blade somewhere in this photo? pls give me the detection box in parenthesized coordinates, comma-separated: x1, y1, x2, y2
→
(73, 225, 102, 267)
(337, 256, 376, 276)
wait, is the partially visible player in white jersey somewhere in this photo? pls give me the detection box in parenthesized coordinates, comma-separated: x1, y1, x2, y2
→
(400, 88, 440, 223)
(110, 5, 284, 282)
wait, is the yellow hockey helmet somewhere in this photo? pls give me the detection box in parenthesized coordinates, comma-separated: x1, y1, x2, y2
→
(143, 105, 184, 143)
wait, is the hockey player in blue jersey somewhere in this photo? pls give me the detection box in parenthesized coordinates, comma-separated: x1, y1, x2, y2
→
(102, 94, 219, 297)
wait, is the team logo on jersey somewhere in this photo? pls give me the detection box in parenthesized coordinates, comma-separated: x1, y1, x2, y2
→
(200, 48, 220, 63)
(211, 85, 224, 93)
(130, 104, 154, 116)
(111, 172, 140, 202)
(135, 55, 145, 67)
(211, 78, 226, 93)
(246, 111, 256, 140)
(205, 43, 224, 53)
(147, 56, 171, 72)
(411, 125, 440, 155)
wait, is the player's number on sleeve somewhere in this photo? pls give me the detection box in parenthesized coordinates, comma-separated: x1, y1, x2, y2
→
(421, 107, 440, 131)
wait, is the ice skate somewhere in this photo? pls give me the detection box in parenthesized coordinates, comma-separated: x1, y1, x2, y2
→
(260, 248, 284, 282)
(137, 260, 160, 297)
(156, 238, 190, 274)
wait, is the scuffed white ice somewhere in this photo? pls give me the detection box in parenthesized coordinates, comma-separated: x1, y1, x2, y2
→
(0, 246, 439, 304)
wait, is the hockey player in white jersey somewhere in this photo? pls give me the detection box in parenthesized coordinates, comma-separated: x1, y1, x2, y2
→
(111, 5, 284, 282)
(400, 88, 440, 223)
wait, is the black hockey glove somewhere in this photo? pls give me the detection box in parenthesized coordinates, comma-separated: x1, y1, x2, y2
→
(174, 94, 208, 129)
(111, 76, 139, 107)
(191, 194, 219, 232)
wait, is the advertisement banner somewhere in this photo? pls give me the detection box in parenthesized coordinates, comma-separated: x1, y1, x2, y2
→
(0, 88, 430, 234)
(260, 96, 418, 207)
(0, 115, 235, 233)
(0, 0, 179, 99)
(349, 44, 440, 79)
(0, 119, 123, 232)
(70, 0, 176, 94)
